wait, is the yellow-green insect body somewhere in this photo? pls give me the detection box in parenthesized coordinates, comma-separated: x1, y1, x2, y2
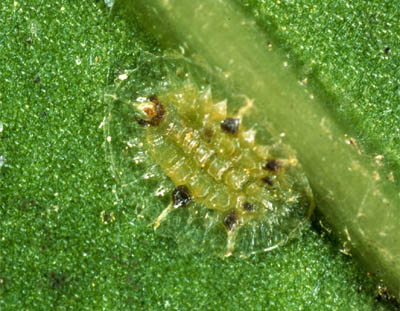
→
(104, 54, 314, 257)
(136, 83, 314, 257)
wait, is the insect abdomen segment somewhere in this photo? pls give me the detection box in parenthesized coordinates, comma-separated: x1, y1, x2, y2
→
(148, 130, 235, 212)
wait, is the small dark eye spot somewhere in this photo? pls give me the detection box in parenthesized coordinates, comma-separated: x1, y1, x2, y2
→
(243, 202, 254, 211)
(262, 176, 274, 186)
(172, 185, 192, 208)
(263, 159, 281, 172)
(223, 211, 237, 231)
(220, 118, 240, 134)
(136, 118, 149, 126)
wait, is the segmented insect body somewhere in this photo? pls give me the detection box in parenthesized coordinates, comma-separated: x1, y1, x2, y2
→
(104, 54, 314, 257)
(135, 83, 314, 257)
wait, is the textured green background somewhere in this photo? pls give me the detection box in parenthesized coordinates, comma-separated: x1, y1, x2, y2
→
(239, 0, 400, 171)
(0, 1, 398, 310)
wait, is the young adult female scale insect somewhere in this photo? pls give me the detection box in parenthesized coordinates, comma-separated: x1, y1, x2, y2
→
(104, 54, 314, 257)
(133, 82, 314, 257)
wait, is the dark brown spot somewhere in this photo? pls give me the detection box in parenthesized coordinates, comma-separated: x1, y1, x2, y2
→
(148, 94, 159, 105)
(384, 47, 390, 55)
(263, 159, 281, 172)
(172, 185, 192, 208)
(102, 211, 114, 224)
(262, 176, 274, 186)
(136, 95, 166, 126)
(223, 211, 237, 231)
(243, 202, 254, 211)
(146, 95, 165, 126)
(136, 118, 149, 126)
(33, 76, 41, 83)
(374, 286, 399, 307)
(220, 118, 239, 134)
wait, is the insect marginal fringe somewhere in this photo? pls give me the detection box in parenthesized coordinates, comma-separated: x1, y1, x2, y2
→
(104, 54, 314, 258)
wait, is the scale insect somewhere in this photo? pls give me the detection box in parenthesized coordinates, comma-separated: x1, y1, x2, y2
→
(134, 86, 314, 257)
(104, 55, 314, 257)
